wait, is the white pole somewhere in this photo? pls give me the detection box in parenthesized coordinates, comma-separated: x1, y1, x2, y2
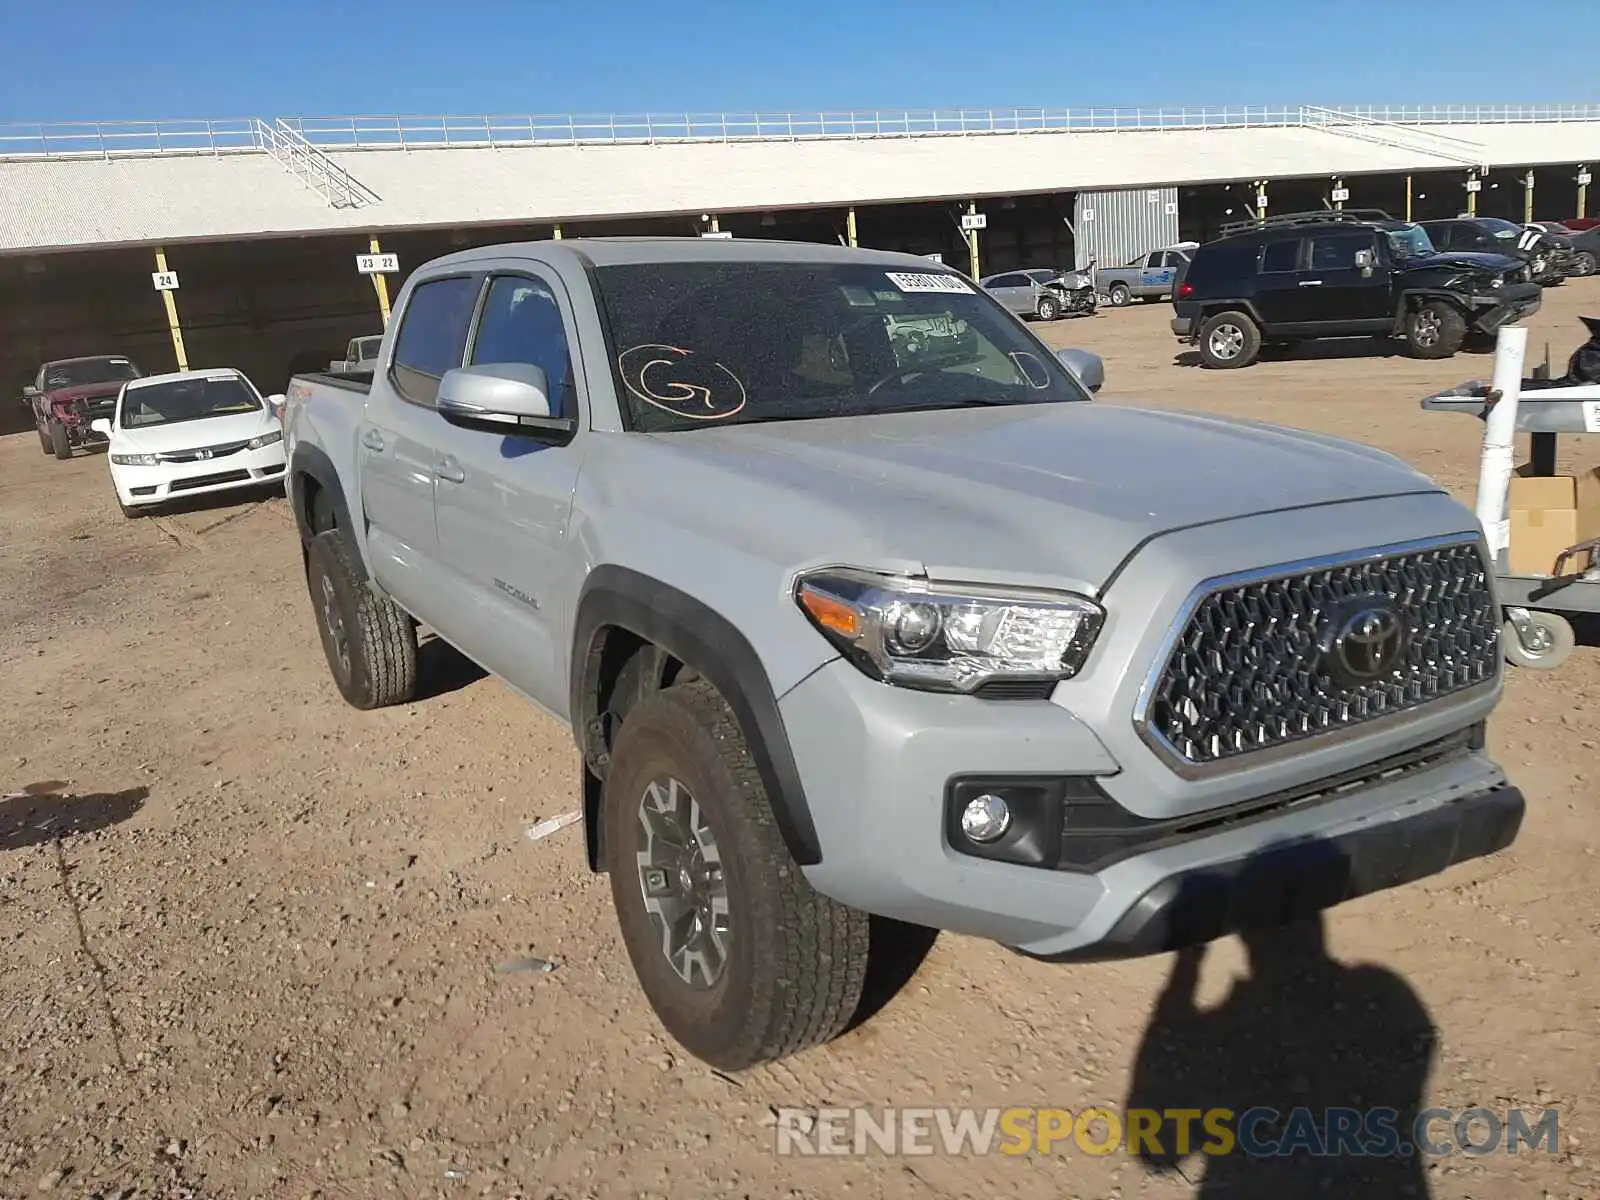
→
(1474, 325, 1529, 565)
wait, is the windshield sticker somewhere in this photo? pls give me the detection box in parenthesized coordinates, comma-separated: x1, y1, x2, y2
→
(618, 344, 748, 421)
(840, 286, 879, 308)
(884, 272, 974, 295)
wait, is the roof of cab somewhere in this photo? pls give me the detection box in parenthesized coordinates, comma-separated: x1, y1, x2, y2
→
(418, 236, 955, 273)
(124, 366, 246, 390)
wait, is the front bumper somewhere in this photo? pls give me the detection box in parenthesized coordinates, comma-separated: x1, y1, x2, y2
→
(111, 444, 287, 507)
(783, 657, 1518, 959)
(1468, 282, 1542, 333)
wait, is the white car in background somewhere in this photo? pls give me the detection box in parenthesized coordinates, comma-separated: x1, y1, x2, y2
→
(93, 368, 288, 517)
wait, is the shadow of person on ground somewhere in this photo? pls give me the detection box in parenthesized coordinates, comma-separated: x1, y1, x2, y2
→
(1124, 842, 1436, 1198)
(1, 782, 149, 852)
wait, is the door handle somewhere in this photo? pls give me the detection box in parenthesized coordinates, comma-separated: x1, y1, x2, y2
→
(434, 457, 466, 484)
(360, 428, 387, 452)
(1298, 279, 1324, 287)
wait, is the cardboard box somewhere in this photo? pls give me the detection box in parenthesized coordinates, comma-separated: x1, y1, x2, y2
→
(1506, 464, 1600, 576)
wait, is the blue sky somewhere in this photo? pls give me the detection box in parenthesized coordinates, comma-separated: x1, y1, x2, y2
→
(3, 0, 1598, 121)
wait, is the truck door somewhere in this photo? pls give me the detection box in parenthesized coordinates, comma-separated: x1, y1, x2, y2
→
(1302, 231, 1391, 327)
(1253, 237, 1308, 327)
(429, 270, 584, 717)
(359, 272, 482, 615)
(1138, 251, 1172, 295)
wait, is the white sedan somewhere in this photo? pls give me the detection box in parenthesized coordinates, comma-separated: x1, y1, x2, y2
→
(93, 368, 287, 516)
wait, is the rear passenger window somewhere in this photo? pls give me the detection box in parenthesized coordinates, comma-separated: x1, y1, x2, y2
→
(391, 276, 481, 406)
(1260, 241, 1301, 273)
(470, 275, 575, 417)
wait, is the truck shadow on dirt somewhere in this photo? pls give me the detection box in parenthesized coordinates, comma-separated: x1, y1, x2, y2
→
(415, 632, 490, 700)
(1123, 841, 1437, 1198)
(1173, 337, 1498, 370)
(1, 781, 150, 852)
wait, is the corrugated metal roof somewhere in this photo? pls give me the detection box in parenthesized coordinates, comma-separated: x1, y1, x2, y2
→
(2, 121, 1596, 255)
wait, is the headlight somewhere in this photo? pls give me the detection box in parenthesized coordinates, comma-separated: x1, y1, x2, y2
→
(110, 452, 160, 466)
(1489, 275, 1504, 288)
(247, 429, 283, 450)
(795, 568, 1104, 693)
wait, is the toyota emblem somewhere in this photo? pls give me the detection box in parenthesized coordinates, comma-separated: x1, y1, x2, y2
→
(1321, 599, 1408, 689)
(196, 448, 212, 460)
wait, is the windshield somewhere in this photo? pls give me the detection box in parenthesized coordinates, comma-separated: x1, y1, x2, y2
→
(1385, 225, 1437, 259)
(591, 262, 1090, 432)
(43, 357, 142, 388)
(1023, 268, 1060, 282)
(118, 375, 262, 428)
(1478, 218, 1522, 239)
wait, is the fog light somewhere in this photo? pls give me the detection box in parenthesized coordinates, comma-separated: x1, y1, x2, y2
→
(960, 794, 1011, 843)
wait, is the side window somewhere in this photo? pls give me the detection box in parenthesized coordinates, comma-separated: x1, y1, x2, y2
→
(468, 274, 575, 417)
(1146, 252, 1164, 268)
(391, 276, 482, 407)
(988, 273, 1021, 289)
(1307, 233, 1373, 271)
(1260, 240, 1301, 273)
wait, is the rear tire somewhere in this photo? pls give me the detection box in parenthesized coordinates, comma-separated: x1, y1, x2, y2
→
(1108, 283, 1132, 307)
(1404, 300, 1467, 359)
(603, 677, 870, 1071)
(304, 529, 418, 710)
(1198, 310, 1262, 369)
(49, 421, 71, 460)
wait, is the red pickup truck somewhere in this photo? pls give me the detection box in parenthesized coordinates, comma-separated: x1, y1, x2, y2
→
(23, 355, 145, 460)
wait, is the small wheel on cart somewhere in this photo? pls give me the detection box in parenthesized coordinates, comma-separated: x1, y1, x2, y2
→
(1502, 612, 1575, 670)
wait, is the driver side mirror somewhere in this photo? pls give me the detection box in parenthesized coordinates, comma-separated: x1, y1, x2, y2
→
(1354, 249, 1375, 270)
(22, 385, 37, 399)
(264, 393, 287, 420)
(1057, 348, 1105, 394)
(90, 417, 112, 437)
(437, 363, 573, 437)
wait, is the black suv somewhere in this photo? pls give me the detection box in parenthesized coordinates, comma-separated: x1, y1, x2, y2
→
(1171, 211, 1540, 369)
(1418, 217, 1571, 285)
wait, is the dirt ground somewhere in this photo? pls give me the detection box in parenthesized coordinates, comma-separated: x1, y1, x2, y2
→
(4, 282, 1600, 1200)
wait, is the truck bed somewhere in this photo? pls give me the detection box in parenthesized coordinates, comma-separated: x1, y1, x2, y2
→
(292, 370, 374, 394)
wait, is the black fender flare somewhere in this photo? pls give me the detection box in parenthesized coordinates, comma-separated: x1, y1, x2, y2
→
(1196, 299, 1264, 327)
(569, 565, 823, 868)
(288, 442, 357, 550)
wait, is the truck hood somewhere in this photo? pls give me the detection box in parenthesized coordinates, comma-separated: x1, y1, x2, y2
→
(634, 404, 1442, 591)
(43, 383, 125, 407)
(1403, 251, 1523, 274)
(113, 408, 276, 453)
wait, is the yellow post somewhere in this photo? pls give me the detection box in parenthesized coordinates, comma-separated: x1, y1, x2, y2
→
(1578, 166, 1589, 220)
(368, 236, 392, 325)
(965, 201, 980, 278)
(1467, 171, 1478, 217)
(846, 206, 858, 248)
(1524, 170, 1535, 223)
(710, 214, 721, 234)
(1255, 180, 1268, 220)
(552, 223, 563, 240)
(153, 247, 188, 372)
(1333, 177, 1344, 211)
(1405, 174, 1413, 222)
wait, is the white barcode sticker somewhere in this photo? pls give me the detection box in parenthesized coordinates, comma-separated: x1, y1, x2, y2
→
(885, 272, 973, 294)
(1582, 401, 1600, 433)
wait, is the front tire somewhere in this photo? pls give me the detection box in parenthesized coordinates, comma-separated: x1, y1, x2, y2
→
(1108, 283, 1132, 307)
(1198, 310, 1262, 369)
(1571, 251, 1597, 278)
(49, 421, 71, 460)
(1404, 300, 1467, 359)
(37, 422, 51, 455)
(603, 677, 870, 1071)
(1035, 295, 1060, 321)
(303, 529, 418, 710)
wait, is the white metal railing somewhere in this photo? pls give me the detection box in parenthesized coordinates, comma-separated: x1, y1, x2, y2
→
(254, 118, 380, 208)
(0, 118, 260, 159)
(1301, 105, 1488, 168)
(2, 103, 1597, 161)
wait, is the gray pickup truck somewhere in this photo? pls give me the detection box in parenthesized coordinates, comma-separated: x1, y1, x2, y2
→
(281, 238, 1523, 1071)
